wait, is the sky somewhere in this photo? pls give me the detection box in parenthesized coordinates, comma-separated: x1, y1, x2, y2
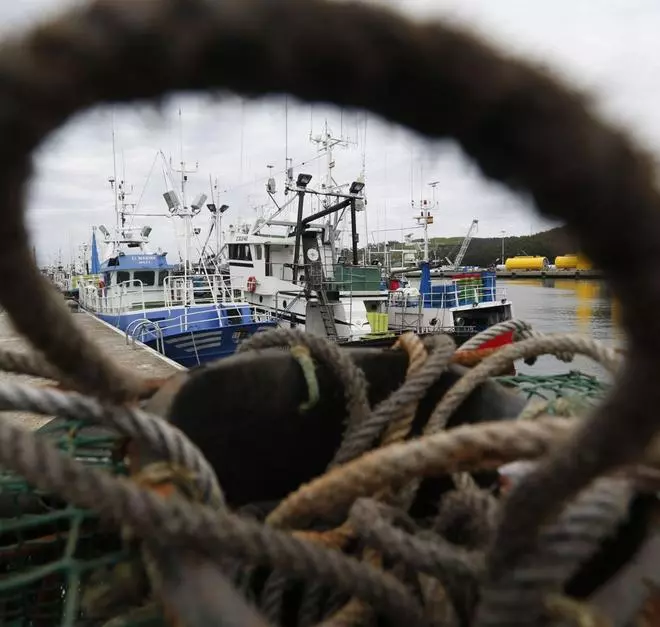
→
(6, 0, 660, 266)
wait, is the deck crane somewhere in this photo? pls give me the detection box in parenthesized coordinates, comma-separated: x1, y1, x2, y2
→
(452, 219, 479, 269)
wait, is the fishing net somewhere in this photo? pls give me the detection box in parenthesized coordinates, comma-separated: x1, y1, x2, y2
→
(0, 371, 610, 626)
(496, 371, 609, 416)
(0, 420, 129, 627)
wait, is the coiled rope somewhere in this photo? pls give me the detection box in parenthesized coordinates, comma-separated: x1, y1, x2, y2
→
(0, 326, 646, 626)
(0, 0, 658, 623)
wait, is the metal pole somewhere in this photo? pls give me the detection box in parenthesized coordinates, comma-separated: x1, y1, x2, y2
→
(293, 190, 305, 284)
(350, 198, 359, 266)
(216, 211, 221, 261)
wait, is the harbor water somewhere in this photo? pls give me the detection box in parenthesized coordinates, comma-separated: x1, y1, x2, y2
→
(413, 277, 622, 380)
(500, 279, 623, 379)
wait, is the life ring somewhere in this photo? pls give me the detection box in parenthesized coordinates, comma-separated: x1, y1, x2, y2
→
(247, 276, 257, 293)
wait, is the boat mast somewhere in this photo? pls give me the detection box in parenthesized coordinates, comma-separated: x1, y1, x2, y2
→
(310, 121, 351, 258)
(170, 108, 199, 275)
(415, 181, 437, 263)
(109, 113, 120, 246)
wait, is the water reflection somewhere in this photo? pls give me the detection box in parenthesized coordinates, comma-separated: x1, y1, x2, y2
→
(500, 278, 622, 378)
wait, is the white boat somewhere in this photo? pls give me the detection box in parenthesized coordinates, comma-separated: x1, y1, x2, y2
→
(386, 216, 514, 340)
(78, 132, 276, 366)
(224, 126, 390, 342)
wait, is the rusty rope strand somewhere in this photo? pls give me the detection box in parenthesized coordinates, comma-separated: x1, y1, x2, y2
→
(267, 417, 575, 530)
(380, 332, 431, 446)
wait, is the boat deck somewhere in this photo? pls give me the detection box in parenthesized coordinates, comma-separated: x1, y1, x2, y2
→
(0, 306, 183, 430)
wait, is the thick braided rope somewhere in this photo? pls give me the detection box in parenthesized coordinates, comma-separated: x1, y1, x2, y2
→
(330, 334, 455, 468)
(0, 417, 426, 627)
(0, 346, 62, 381)
(349, 498, 481, 583)
(460, 320, 535, 351)
(434, 489, 499, 551)
(475, 478, 633, 627)
(238, 328, 370, 457)
(261, 333, 436, 625)
(426, 334, 621, 435)
(267, 417, 575, 530)
(380, 332, 430, 446)
(315, 336, 433, 627)
(349, 498, 482, 626)
(0, 378, 222, 506)
(461, 320, 575, 364)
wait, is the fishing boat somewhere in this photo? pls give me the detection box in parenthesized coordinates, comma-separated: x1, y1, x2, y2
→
(387, 262, 514, 344)
(387, 212, 514, 344)
(78, 138, 276, 367)
(224, 125, 391, 344)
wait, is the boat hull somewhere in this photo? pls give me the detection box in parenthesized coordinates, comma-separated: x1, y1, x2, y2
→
(92, 306, 277, 368)
(143, 325, 269, 368)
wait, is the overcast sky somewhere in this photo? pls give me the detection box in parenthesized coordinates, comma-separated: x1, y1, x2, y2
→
(7, 0, 660, 266)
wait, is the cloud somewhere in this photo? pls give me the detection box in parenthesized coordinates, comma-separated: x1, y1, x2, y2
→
(9, 0, 659, 265)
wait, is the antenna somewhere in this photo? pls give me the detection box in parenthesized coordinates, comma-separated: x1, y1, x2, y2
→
(111, 111, 119, 231)
(362, 113, 369, 265)
(285, 96, 289, 172)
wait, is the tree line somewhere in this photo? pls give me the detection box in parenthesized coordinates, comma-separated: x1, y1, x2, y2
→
(362, 226, 577, 267)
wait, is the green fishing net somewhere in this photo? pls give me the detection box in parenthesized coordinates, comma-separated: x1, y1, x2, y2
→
(0, 371, 610, 626)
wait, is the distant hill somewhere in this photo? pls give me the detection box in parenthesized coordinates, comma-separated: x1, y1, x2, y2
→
(426, 226, 577, 267)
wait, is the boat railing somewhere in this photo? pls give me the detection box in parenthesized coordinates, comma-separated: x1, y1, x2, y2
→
(118, 280, 146, 317)
(78, 279, 146, 317)
(126, 318, 165, 354)
(163, 273, 246, 309)
(139, 303, 275, 335)
(388, 283, 508, 309)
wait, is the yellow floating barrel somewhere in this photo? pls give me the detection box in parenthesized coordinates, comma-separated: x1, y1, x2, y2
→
(555, 254, 579, 269)
(504, 256, 549, 271)
(554, 254, 593, 271)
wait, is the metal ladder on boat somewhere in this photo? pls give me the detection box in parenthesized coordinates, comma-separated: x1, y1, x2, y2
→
(316, 288, 338, 341)
(301, 234, 339, 342)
